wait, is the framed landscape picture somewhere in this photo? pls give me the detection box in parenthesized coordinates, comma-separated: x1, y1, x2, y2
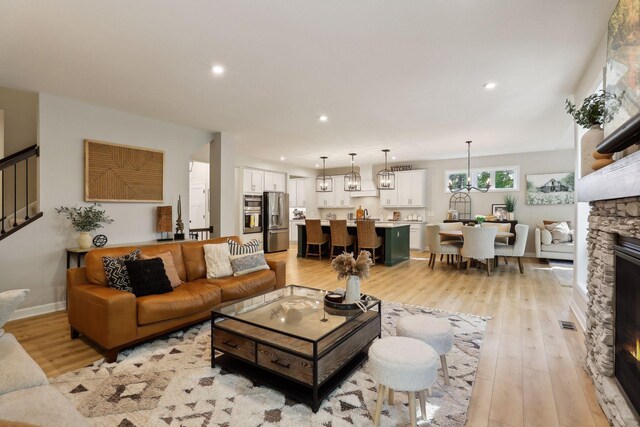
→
(526, 172, 575, 205)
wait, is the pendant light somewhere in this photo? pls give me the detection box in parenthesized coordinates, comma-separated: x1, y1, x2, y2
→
(344, 153, 361, 192)
(448, 141, 491, 193)
(376, 149, 395, 190)
(315, 156, 333, 192)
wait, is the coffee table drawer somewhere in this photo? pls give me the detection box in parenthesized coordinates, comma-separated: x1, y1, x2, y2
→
(257, 344, 313, 385)
(214, 329, 255, 362)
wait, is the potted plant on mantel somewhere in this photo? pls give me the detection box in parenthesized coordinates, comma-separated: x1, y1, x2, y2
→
(504, 194, 517, 221)
(565, 90, 623, 177)
(56, 204, 113, 249)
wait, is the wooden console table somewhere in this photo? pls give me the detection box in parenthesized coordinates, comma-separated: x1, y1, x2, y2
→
(65, 239, 186, 268)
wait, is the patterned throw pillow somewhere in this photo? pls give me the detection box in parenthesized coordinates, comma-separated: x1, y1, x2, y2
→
(227, 239, 260, 256)
(102, 249, 141, 293)
(124, 258, 173, 297)
(229, 250, 270, 277)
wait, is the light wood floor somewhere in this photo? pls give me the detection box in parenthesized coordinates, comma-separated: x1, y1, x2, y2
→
(5, 246, 606, 427)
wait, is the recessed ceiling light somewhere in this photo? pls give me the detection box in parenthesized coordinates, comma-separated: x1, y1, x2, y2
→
(483, 82, 497, 90)
(211, 65, 225, 75)
(392, 156, 396, 160)
(315, 164, 320, 168)
(318, 115, 328, 122)
(280, 156, 285, 161)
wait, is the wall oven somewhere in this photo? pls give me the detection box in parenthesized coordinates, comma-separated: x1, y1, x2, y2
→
(243, 194, 263, 234)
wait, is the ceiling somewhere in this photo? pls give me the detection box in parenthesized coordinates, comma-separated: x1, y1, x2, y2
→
(0, 1, 617, 167)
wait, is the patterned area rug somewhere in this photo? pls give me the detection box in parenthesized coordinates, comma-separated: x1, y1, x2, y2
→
(52, 302, 487, 426)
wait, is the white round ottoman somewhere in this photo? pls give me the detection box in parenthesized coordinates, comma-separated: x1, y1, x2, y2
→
(396, 315, 454, 385)
(368, 336, 438, 427)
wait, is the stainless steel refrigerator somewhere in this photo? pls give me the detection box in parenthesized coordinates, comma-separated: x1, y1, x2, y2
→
(263, 191, 289, 253)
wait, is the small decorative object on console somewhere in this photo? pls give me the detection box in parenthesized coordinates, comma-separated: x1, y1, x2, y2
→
(174, 195, 185, 241)
(331, 251, 372, 303)
(92, 234, 108, 247)
(56, 203, 114, 249)
(474, 214, 486, 225)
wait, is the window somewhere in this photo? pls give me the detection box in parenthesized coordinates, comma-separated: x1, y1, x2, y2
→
(445, 166, 519, 192)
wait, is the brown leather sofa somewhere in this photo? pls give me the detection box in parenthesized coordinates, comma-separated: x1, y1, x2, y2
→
(67, 236, 286, 362)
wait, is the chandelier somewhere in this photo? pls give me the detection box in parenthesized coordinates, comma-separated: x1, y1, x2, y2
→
(376, 149, 395, 190)
(315, 156, 333, 192)
(448, 141, 491, 193)
(344, 153, 361, 192)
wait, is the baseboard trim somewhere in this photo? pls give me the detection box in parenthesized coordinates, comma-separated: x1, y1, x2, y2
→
(570, 287, 588, 332)
(9, 301, 66, 321)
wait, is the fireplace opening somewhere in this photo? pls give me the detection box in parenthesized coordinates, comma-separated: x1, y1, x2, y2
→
(615, 235, 640, 416)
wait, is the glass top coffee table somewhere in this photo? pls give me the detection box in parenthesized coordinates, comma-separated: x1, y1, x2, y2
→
(211, 285, 381, 412)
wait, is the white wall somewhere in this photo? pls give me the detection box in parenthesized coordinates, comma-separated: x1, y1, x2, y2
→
(0, 93, 212, 310)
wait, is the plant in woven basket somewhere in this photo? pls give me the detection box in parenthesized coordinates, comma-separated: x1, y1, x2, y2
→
(331, 251, 372, 280)
(56, 203, 114, 232)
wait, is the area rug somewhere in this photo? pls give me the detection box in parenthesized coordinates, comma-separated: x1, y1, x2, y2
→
(51, 302, 488, 426)
(549, 259, 574, 287)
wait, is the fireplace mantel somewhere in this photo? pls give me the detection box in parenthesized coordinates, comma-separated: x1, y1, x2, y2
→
(577, 150, 640, 203)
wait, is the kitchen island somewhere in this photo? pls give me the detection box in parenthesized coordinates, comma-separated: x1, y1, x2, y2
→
(295, 220, 410, 266)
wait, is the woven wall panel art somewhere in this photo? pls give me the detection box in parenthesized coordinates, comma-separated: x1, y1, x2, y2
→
(85, 140, 164, 202)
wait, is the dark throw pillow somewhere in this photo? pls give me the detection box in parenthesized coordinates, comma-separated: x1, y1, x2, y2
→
(124, 258, 173, 297)
(102, 249, 141, 293)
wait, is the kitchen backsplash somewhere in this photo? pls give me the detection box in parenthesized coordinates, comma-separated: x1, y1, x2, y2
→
(318, 196, 427, 221)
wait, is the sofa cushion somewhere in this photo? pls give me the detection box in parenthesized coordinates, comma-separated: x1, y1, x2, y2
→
(140, 251, 183, 287)
(199, 269, 276, 301)
(541, 229, 553, 245)
(0, 385, 88, 427)
(541, 243, 575, 254)
(230, 251, 270, 276)
(204, 243, 233, 278)
(0, 289, 29, 337)
(136, 282, 222, 325)
(545, 221, 572, 243)
(181, 237, 242, 282)
(0, 334, 48, 396)
(102, 249, 141, 293)
(125, 258, 174, 297)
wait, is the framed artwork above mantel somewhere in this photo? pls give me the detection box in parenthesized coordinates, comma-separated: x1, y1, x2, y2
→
(84, 139, 164, 202)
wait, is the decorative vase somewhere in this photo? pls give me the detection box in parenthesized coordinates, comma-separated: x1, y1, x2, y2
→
(581, 125, 604, 177)
(78, 232, 92, 249)
(508, 212, 515, 221)
(345, 275, 361, 303)
(591, 150, 614, 171)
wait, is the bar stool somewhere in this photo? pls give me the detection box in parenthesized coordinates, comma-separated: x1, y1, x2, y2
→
(329, 220, 357, 259)
(305, 219, 330, 260)
(356, 220, 383, 265)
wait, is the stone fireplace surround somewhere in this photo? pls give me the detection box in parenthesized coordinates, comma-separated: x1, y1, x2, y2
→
(586, 196, 640, 426)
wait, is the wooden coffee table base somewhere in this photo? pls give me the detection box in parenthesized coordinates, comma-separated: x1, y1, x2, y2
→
(213, 350, 370, 412)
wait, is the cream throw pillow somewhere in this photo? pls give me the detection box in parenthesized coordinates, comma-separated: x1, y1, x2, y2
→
(204, 243, 234, 278)
(540, 229, 553, 245)
(0, 289, 29, 337)
(545, 221, 572, 243)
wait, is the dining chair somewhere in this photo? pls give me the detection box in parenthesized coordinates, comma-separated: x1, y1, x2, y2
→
(482, 222, 511, 265)
(438, 222, 463, 264)
(460, 226, 498, 276)
(494, 224, 529, 273)
(356, 220, 383, 265)
(305, 219, 330, 260)
(426, 224, 462, 270)
(329, 220, 357, 259)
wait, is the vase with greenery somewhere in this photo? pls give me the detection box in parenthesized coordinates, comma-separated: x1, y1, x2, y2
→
(503, 195, 517, 220)
(475, 214, 486, 225)
(56, 204, 113, 248)
(565, 90, 622, 175)
(331, 251, 372, 303)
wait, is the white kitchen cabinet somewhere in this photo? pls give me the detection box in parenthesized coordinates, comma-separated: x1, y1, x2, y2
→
(333, 176, 352, 208)
(409, 224, 425, 250)
(265, 171, 286, 192)
(380, 170, 426, 207)
(288, 179, 307, 207)
(243, 169, 264, 194)
(317, 189, 334, 208)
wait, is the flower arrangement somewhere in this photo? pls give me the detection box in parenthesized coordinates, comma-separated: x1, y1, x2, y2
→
(331, 251, 372, 280)
(56, 203, 113, 232)
(565, 90, 623, 129)
(475, 214, 486, 224)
